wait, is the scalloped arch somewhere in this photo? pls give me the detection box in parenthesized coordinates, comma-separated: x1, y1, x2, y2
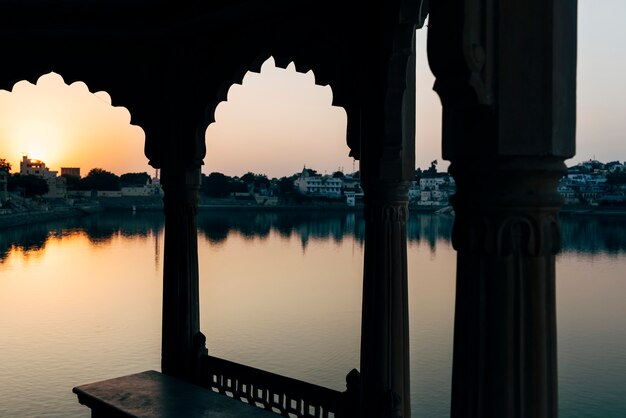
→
(1, 72, 141, 130)
(199, 54, 357, 160)
(0, 68, 141, 127)
(202, 53, 344, 122)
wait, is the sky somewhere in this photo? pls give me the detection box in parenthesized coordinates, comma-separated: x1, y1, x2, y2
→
(0, 0, 624, 177)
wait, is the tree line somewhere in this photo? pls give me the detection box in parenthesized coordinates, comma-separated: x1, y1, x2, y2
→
(201, 171, 293, 198)
(1, 155, 367, 200)
(200, 169, 354, 199)
(0, 158, 151, 197)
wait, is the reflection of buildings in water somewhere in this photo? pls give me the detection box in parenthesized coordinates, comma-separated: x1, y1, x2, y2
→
(299, 228, 309, 251)
(196, 211, 456, 253)
(406, 214, 454, 253)
(196, 211, 366, 253)
(560, 216, 626, 255)
(154, 225, 162, 271)
(404, 214, 626, 256)
(0, 212, 165, 264)
(0, 223, 56, 262)
(3, 212, 625, 265)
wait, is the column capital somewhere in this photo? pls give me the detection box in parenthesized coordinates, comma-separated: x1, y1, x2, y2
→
(362, 180, 411, 203)
(160, 167, 201, 194)
(449, 157, 566, 256)
(160, 167, 201, 217)
(362, 180, 410, 224)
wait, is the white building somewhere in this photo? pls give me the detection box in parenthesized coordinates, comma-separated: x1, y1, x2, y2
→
(416, 173, 455, 206)
(345, 191, 356, 206)
(419, 173, 453, 190)
(408, 181, 420, 201)
(121, 176, 163, 197)
(294, 168, 342, 198)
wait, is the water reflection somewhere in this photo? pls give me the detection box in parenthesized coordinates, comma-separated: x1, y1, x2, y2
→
(3, 211, 626, 268)
(560, 214, 626, 255)
(0, 210, 624, 418)
(197, 210, 364, 249)
(0, 213, 164, 418)
(4, 211, 626, 265)
(0, 212, 165, 263)
(197, 210, 453, 252)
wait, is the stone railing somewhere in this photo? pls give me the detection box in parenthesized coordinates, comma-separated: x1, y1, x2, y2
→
(198, 355, 360, 418)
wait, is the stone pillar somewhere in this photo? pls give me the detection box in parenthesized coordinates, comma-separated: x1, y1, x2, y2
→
(427, 0, 576, 415)
(160, 167, 201, 380)
(449, 157, 565, 418)
(360, 180, 411, 418)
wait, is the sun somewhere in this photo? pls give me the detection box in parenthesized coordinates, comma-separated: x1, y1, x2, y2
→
(12, 129, 65, 169)
(0, 73, 148, 176)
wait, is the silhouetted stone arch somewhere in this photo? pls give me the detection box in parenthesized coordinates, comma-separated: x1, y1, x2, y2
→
(190, 17, 363, 162)
(199, 54, 352, 159)
(1, 72, 140, 130)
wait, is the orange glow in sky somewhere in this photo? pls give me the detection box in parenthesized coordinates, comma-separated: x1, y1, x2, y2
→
(0, 72, 146, 176)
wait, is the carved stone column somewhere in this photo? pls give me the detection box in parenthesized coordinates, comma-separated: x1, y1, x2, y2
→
(360, 181, 411, 418)
(160, 167, 201, 380)
(449, 157, 565, 418)
(427, 0, 576, 415)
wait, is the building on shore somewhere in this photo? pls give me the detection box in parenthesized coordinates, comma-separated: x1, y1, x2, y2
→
(410, 172, 456, 207)
(557, 161, 625, 205)
(19, 155, 67, 199)
(61, 167, 81, 178)
(121, 174, 163, 197)
(340, 175, 363, 206)
(20, 155, 57, 179)
(294, 167, 343, 198)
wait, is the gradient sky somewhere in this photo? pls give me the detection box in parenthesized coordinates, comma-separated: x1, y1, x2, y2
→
(0, 0, 623, 177)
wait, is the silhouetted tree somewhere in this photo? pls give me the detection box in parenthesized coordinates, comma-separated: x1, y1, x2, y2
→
(202, 172, 231, 197)
(120, 172, 150, 187)
(240, 172, 256, 185)
(332, 171, 345, 178)
(426, 160, 438, 174)
(277, 177, 296, 195)
(229, 180, 248, 193)
(80, 168, 120, 191)
(0, 158, 11, 173)
(414, 167, 423, 181)
(607, 172, 626, 191)
(253, 174, 270, 189)
(8, 174, 48, 197)
(61, 174, 81, 190)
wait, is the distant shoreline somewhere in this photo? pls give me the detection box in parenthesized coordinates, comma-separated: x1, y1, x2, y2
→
(560, 205, 626, 217)
(0, 207, 89, 229)
(2, 200, 626, 230)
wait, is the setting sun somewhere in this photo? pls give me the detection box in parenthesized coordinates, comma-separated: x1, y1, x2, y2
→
(0, 63, 357, 179)
(0, 72, 146, 175)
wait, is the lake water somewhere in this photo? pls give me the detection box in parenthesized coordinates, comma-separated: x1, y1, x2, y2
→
(0, 211, 625, 417)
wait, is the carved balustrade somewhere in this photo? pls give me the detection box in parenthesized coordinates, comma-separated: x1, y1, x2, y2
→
(197, 355, 360, 418)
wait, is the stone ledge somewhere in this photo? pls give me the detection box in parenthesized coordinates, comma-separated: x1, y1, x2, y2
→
(73, 370, 278, 418)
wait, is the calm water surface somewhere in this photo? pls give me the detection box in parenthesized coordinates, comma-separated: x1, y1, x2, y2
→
(0, 211, 624, 417)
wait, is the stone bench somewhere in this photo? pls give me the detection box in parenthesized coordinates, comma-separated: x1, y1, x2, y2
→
(73, 370, 278, 418)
